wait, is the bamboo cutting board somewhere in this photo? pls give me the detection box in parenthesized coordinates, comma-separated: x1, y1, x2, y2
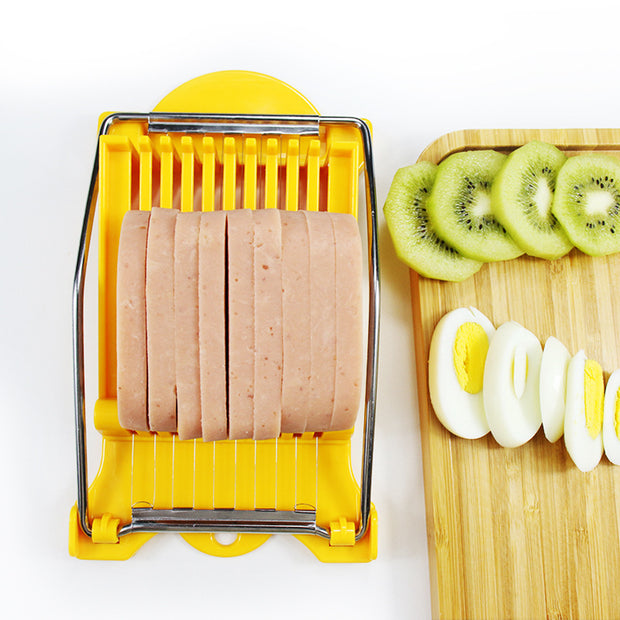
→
(411, 129, 620, 619)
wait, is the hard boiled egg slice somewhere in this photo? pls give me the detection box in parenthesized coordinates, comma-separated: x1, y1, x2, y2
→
(483, 321, 542, 448)
(539, 336, 571, 443)
(603, 369, 620, 466)
(428, 307, 495, 439)
(564, 351, 604, 472)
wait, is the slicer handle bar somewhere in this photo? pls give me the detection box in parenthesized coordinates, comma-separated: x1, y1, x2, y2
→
(123, 508, 329, 538)
(72, 121, 106, 538)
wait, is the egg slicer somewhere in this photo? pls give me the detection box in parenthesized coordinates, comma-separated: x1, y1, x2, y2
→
(69, 71, 380, 562)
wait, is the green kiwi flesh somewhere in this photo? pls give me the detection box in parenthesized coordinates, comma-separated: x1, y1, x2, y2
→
(427, 150, 523, 262)
(491, 141, 572, 259)
(383, 162, 482, 282)
(552, 153, 620, 256)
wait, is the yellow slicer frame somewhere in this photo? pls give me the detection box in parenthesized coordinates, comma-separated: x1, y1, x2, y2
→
(69, 71, 380, 562)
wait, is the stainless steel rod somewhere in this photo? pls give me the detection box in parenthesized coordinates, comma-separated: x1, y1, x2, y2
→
(354, 118, 380, 542)
(72, 124, 106, 538)
(122, 507, 327, 537)
(148, 121, 320, 135)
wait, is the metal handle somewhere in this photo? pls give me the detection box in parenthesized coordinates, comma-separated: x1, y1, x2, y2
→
(72, 112, 380, 542)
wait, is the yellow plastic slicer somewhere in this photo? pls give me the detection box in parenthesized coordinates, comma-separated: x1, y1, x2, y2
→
(70, 72, 380, 562)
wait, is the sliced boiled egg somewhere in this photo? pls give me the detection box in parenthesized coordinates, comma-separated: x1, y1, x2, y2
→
(428, 307, 495, 439)
(564, 351, 604, 472)
(539, 336, 571, 443)
(483, 321, 542, 448)
(603, 369, 620, 466)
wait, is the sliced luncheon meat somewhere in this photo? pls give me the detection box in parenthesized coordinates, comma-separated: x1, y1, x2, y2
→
(253, 209, 283, 440)
(146, 207, 178, 432)
(227, 209, 255, 440)
(280, 211, 311, 434)
(116, 209, 150, 431)
(175, 211, 202, 440)
(199, 210, 227, 441)
(328, 213, 364, 431)
(117, 206, 363, 440)
(303, 210, 336, 432)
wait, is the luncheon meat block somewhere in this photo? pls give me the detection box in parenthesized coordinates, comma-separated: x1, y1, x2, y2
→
(116, 210, 150, 431)
(146, 207, 178, 432)
(280, 211, 311, 433)
(303, 210, 336, 432)
(328, 213, 364, 431)
(175, 212, 202, 440)
(253, 209, 283, 440)
(227, 209, 255, 440)
(199, 210, 227, 442)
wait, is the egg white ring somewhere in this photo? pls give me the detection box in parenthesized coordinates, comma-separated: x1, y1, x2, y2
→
(564, 350, 603, 472)
(483, 321, 542, 448)
(603, 369, 620, 466)
(428, 307, 495, 439)
(539, 336, 571, 443)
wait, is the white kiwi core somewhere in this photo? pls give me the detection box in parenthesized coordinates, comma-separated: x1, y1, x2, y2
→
(584, 189, 615, 216)
(471, 190, 492, 219)
(533, 179, 553, 218)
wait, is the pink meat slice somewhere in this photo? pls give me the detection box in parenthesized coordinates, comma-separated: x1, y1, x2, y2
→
(174, 212, 202, 440)
(328, 213, 364, 431)
(116, 210, 150, 431)
(280, 211, 310, 434)
(198, 210, 227, 441)
(303, 210, 336, 432)
(253, 209, 283, 440)
(227, 209, 254, 440)
(146, 207, 178, 432)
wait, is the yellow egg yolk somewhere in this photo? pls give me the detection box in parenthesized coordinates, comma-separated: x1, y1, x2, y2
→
(584, 359, 604, 439)
(615, 387, 620, 440)
(453, 322, 489, 394)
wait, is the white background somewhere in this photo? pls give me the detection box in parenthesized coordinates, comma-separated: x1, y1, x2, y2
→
(2, 1, 619, 618)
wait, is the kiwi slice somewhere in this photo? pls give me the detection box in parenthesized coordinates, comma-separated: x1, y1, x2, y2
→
(552, 153, 620, 256)
(383, 162, 482, 282)
(491, 141, 573, 259)
(427, 150, 523, 262)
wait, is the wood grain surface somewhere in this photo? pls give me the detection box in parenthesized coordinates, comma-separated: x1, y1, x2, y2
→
(411, 129, 620, 619)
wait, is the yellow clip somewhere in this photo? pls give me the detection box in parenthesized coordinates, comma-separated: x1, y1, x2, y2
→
(329, 517, 356, 547)
(91, 513, 120, 544)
